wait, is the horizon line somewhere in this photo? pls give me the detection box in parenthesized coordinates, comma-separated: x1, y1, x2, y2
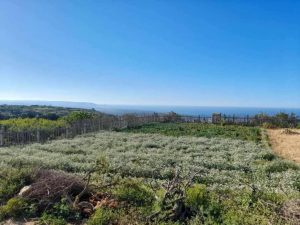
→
(0, 99, 300, 109)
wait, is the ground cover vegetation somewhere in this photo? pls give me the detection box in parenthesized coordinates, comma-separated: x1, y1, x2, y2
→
(123, 122, 262, 142)
(0, 128, 299, 224)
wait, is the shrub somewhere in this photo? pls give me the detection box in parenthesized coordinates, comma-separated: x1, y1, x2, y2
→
(185, 184, 208, 211)
(87, 208, 117, 225)
(293, 175, 300, 192)
(265, 160, 299, 173)
(39, 213, 67, 225)
(261, 152, 276, 161)
(114, 179, 155, 207)
(0, 197, 28, 220)
(63, 111, 93, 123)
(50, 198, 81, 221)
(185, 185, 223, 223)
(223, 209, 270, 225)
(0, 168, 32, 204)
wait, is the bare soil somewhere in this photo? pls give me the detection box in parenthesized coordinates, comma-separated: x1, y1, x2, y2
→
(267, 129, 300, 163)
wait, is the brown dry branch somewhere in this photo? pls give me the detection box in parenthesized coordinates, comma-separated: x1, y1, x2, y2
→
(22, 169, 85, 204)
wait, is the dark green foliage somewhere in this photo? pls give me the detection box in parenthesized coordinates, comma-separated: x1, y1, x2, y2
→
(260, 152, 276, 161)
(49, 198, 81, 221)
(39, 213, 67, 225)
(114, 179, 155, 206)
(185, 184, 208, 212)
(185, 186, 287, 225)
(0, 197, 29, 221)
(87, 208, 117, 225)
(185, 185, 223, 224)
(292, 175, 300, 192)
(123, 123, 262, 142)
(0, 168, 33, 204)
(265, 160, 299, 173)
(63, 111, 94, 123)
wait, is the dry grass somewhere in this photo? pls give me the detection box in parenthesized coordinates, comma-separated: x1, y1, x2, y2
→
(267, 129, 300, 163)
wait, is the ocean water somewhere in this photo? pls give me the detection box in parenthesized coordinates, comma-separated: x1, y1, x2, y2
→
(104, 105, 300, 117)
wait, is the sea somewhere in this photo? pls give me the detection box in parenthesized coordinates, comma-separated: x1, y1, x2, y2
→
(102, 105, 300, 117)
(1, 100, 299, 117)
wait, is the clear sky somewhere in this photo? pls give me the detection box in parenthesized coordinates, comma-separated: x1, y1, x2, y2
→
(0, 0, 299, 107)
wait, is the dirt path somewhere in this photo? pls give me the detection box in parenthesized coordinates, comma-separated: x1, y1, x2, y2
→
(267, 129, 300, 163)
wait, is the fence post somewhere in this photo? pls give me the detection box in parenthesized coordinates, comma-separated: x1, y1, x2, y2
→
(83, 123, 87, 134)
(0, 127, 4, 146)
(36, 129, 40, 143)
(66, 127, 69, 138)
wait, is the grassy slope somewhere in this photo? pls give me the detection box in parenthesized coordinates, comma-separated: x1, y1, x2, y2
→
(123, 123, 262, 142)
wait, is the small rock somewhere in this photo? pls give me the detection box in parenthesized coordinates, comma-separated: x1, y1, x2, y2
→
(18, 186, 31, 197)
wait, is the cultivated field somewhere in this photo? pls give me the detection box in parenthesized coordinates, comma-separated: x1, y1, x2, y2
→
(268, 129, 300, 163)
(1, 124, 300, 224)
(123, 123, 262, 142)
(0, 131, 298, 194)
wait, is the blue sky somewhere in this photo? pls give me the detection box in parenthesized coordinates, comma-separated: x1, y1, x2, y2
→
(0, 0, 299, 107)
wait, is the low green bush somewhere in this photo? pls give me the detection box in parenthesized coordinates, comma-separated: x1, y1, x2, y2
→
(185, 187, 287, 225)
(185, 184, 223, 224)
(293, 175, 300, 192)
(114, 179, 155, 207)
(0, 168, 32, 204)
(260, 152, 276, 161)
(38, 213, 67, 225)
(185, 184, 208, 212)
(0, 197, 28, 221)
(265, 160, 299, 173)
(87, 208, 117, 225)
(222, 209, 270, 225)
(49, 198, 81, 221)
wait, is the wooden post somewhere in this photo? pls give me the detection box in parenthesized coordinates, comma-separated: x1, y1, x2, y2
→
(212, 113, 221, 124)
(36, 129, 40, 142)
(0, 127, 4, 146)
(66, 127, 69, 138)
(83, 123, 87, 134)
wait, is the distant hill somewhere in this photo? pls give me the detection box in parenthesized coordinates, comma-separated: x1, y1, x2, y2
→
(0, 100, 152, 115)
(0, 104, 111, 120)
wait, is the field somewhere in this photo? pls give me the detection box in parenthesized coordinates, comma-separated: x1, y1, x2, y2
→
(0, 131, 299, 192)
(0, 124, 300, 224)
(123, 123, 262, 142)
(268, 129, 300, 163)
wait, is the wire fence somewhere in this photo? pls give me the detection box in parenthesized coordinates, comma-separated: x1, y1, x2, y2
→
(0, 113, 299, 147)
